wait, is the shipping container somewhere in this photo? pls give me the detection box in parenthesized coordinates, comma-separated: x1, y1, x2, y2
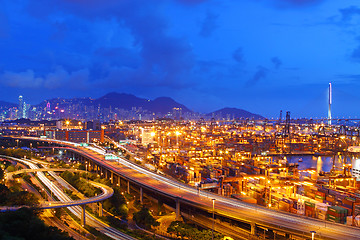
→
(343, 198, 354, 207)
(316, 191, 326, 197)
(305, 209, 315, 218)
(326, 194, 335, 201)
(326, 214, 346, 224)
(282, 198, 292, 205)
(305, 201, 315, 208)
(324, 200, 333, 205)
(327, 206, 348, 218)
(279, 201, 290, 212)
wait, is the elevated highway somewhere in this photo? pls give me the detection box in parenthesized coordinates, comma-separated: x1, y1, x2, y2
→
(7, 167, 114, 209)
(5, 136, 360, 239)
(2, 155, 137, 240)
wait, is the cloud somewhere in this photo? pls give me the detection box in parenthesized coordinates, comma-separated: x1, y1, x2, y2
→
(270, 0, 325, 8)
(336, 74, 360, 82)
(233, 48, 244, 63)
(94, 47, 141, 69)
(0, 67, 90, 90)
(0, 10, 9, 38)
(246, 66, 268, 87)
(351, 45, 360, 62)
(271, 57, 282, 69)
(339, 6, 360, 21)
(199, 11, 219, 37)
(23, 0, 197, 91)
(176, 0, 208, 5)
(1, 70, 43, 88)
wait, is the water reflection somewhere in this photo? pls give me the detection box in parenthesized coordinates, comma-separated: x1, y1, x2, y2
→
(281, 154, 352, 172)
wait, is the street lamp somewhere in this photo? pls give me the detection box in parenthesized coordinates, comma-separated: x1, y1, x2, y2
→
(310, 231, 316, 240)
(65, 120, 70, 130)
(85, 161, 89, 183)
(212, 198, 216, 240)
(175, 131, 181, 145)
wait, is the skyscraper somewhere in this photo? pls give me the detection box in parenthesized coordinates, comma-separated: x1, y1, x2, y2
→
(18, 95, 29, 119)
(18, 95, 23, 119)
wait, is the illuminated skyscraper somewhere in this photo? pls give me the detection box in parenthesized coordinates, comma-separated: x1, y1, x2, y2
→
(18, 95, 29, 119)
(46, 102, 51, 112)
(18, 95, 23, 119)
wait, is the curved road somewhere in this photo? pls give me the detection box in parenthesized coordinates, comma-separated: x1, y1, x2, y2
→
(8, 167, 114, 209)
(2, 155, 137, 240)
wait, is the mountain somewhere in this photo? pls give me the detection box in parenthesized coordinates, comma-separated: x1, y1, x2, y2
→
(0, 93, 265, 119)
(33, 92, 192, 114)
(94, 92, 148, 109)
(94, 92, 192, 114)
(207, 107, 264, 120)
(147, 97, 191, 113)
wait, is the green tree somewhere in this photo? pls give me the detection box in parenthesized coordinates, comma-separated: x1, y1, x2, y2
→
(167, 221, 197, 239)
(6, 190, 39, 207)
(0, 207, 74, 240)
(0, 167, 4, 181)
(0, 184, 10, 204)
(6, 165, 15, 172)
(167, 221, 223, 240)
(103, 188, 128, 219)
(60, 171, 101, 197)
(133, 207, 159, 230)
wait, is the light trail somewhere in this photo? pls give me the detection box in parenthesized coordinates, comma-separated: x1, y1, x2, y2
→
(5, 156, 136, 240)
(12, 136, 360, 239)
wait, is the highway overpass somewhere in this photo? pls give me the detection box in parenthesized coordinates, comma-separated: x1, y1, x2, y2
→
(4, 136, 360, 240)
(2, 155, 137, 240)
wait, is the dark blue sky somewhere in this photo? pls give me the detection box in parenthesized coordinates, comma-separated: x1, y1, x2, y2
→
(1, 0, 360, 118)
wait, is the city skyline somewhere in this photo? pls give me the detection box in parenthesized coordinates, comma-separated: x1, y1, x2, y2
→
(1, 0, 360, 118)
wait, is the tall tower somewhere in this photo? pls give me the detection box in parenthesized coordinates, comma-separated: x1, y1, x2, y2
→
(328, 83, 332, 125)
(18, 95, 23, 119)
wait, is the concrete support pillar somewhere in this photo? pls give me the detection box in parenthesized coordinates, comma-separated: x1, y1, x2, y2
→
(176, 198, 181, 221)
(127, 180, 130, 194)
(98, 202, 103, 217)
(140, 187, 143, 204)
(81, 205, 86, 227)
(250, 222, 256, 236)
(117, 176, 121, 187)
(110, 172, 114, 184)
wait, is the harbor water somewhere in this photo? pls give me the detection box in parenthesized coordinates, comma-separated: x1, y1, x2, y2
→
(282, 155, 352, 173)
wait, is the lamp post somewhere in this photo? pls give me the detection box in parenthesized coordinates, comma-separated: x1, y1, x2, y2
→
(212, 198, 216, 240)
(85, 161, 89, 183)
(310, 231, 316, 240)
(175, 131, 181, 146)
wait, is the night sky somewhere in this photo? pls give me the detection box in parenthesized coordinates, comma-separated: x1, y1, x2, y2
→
(1, 0, 360, 118)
